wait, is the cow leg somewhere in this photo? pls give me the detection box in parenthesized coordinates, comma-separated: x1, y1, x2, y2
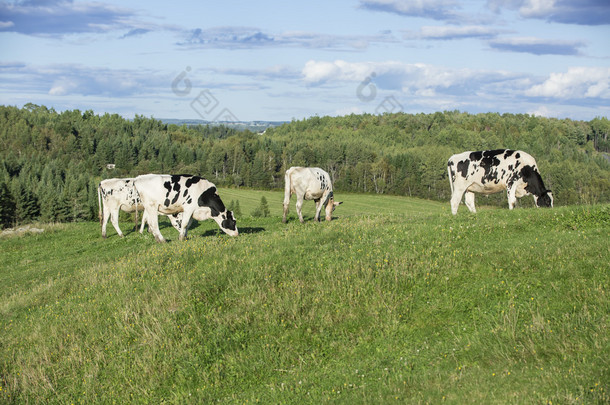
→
(139, 210, 148, 234)
(101, 207, 111, 238)
(464, 192, 477, 213)
(144, 207, 165, 243)
(282, 194, 291, 223)
(450, 187, 466, 215)
(177, 208, 193, 241)
(110, 210, 124, 237)
(296, 196, 305, 223)
(314, 198, 322, 222)
(507, 187, 518, 210)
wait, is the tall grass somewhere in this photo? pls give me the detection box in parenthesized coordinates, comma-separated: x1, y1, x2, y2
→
(1, 193, 608, 404)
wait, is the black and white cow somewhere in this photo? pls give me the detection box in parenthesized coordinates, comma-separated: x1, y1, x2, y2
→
(98, 178, 183, 238)
(134, 174, 238, 242)
(447, 149, 553, 215)
(282, 167, 342, 223)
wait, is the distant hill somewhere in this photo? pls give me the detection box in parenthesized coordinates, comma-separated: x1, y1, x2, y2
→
(160, 118, 287, 133)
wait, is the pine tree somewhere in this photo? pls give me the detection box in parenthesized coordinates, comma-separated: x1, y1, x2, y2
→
(17, 186, 40, 223)
(233, 200, 242, 217)
(252, 196, 270, 217)
(0, 180, 16, 228)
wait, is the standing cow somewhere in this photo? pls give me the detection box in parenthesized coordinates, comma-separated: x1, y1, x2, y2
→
(98, 178, 183, 238)
(282, 167, 342, 223)
(134, 174, 238, 242)
(447, 149, 553, 215)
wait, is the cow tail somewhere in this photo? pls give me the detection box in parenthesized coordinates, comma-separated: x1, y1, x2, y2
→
(134, 191, 139, 232)
(97, 183, 103, 227)
(447, 162, 454, 195)
(283, 168, 292, 206)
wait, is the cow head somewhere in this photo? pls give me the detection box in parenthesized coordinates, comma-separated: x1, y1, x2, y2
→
(534, 190, 553, 208)
(213, 210, 238, 236)
(522, 166, 553, 209)
(323, 191, 343, 221)
(197, 187, 238, 236)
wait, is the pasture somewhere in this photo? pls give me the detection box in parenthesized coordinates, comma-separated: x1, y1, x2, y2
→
(1, 190, 608, 404)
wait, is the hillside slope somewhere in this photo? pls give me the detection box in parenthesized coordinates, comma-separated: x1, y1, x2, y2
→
(1, 199, 608, 403)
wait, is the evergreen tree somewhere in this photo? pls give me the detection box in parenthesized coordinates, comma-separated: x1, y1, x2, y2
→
(16, 184, 40, 223)
(233, 200, 242, 217)
(0, 180, 16, 228)
(251, 196, 270, 217)
(39, 185, 60, 223)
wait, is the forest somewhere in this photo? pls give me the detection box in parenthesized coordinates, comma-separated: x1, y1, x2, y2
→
(0, 103, 609, 228)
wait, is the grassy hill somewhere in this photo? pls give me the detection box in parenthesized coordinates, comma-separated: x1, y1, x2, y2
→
(1, 191, 608, 404)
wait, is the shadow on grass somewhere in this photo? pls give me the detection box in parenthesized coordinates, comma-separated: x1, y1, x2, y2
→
(200, 227, 265, 237)
(282, 215, 342, 223)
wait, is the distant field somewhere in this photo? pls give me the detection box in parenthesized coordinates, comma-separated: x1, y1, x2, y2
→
(218, 188, 447, 220)
(1, 195, 608, 404)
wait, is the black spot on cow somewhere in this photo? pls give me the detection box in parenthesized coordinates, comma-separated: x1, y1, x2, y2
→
(197, 186, 225, 217)
(479, 153, 501, 183)
(183, 189, 188, 197)
(469, 151, 483, 161)
(164, 198, 170, 207)
(457, 159, 470, 178)
(503, 150, 514, 159)
(171, 191, 180, 205)
(186, 176, 201, 188)
(125, 179, 131, 183)
(163, 181, 172, 197)
(515, 153, 521, 159)
(170, 175, 182, 184)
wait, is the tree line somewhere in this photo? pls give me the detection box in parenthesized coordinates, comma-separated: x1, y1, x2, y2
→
(1, 103, 609, 228)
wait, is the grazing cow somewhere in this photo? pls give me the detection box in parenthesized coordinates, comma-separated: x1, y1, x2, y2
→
(282, 167, 342, 223)
(134, 174, 238, 242)
(98, 178, 182, 238)
(447, 149, 553, 215)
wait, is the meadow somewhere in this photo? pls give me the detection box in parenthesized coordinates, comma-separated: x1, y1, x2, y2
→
(1, 189, 608, 404)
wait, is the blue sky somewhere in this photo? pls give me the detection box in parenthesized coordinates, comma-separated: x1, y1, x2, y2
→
(0, 0, 609, 121)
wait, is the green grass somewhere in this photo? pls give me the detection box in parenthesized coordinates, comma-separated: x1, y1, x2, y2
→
(1, 192, 608, 404)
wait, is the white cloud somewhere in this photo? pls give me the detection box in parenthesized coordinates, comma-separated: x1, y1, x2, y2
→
(526, 67, 610, 99)
(301, 59, 521, 97)
(518, 0, 556, 18)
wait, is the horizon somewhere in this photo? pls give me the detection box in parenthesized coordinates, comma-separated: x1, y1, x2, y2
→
(1, 0, 609, 122)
